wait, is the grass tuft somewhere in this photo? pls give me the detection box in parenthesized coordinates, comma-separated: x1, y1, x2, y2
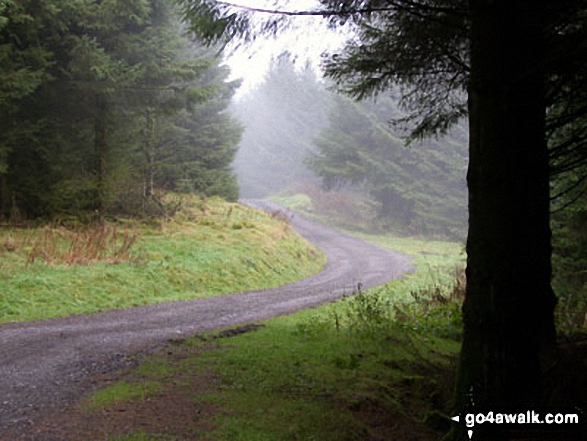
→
(85, 381, 162, 411)
(24, 224, 139, 266)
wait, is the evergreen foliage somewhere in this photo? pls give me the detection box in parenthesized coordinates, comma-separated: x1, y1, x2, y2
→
(307, 93, 468, 238)
(0, 0, 242, 220)
(155, 61, 242, 201)
(551, 158, 587, 328)
(230, 56, 330, 198)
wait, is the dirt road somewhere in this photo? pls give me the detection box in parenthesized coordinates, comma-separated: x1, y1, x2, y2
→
(0, 200, 413, 436)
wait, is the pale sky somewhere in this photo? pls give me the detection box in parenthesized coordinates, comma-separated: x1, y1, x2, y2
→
(221, 0, 349, 97)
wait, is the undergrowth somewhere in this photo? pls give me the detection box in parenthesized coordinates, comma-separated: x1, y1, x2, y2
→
(0, 194, 326, 324)
(275, 189, 587, 337)
(72, 232, 464, 441)
(2, 224, 140, 266)
(187, 243, 466, 440)
(553, 277, 587, 335)
(301, 263, 466, 343)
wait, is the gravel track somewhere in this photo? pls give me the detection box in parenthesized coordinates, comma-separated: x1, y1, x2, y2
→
(0, 200, 413, 437)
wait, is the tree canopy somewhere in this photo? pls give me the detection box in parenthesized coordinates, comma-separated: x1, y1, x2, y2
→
(0, 0, 242, 219)
(318, 0, 587, 196)
(307, 92, 468, 238)
(176, 0, 587, 193)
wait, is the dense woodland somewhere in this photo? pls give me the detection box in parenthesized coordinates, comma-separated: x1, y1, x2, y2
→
(3, 4, 586, 301)
(308, 93, 468, 239)
(3, 0, 585, 304)
(233, 53, 585, 322)
(233, 57, 468, 239)
(0, 0, 241, 220)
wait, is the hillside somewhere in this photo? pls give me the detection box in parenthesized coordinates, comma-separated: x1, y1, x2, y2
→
(0, 194, 326, 324)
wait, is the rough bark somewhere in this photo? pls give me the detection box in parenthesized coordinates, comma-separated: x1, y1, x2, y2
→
(453, 1, 557, 438)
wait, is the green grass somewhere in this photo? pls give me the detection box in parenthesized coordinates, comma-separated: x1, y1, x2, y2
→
(189, 242, 463, 439)
(271, 187, 467, 240)
(3, 190, 464, 439)
(352, 230, 464, 256)
(85, 381, 162, 411)
(193, 319, 458, 440)
(202, 391, 370, 441)
(270, 193, 314, 213)
(269, 191, 378, 233)
(78, 231, 463, 440)
(0, 194, 326, 324)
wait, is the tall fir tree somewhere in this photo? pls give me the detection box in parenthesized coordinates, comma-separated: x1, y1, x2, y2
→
(1, 0, 243, 219)
(307, 93, 468, 238)
(231, 55, 330, 197)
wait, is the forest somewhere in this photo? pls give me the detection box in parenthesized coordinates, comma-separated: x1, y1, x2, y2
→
(233, 56, 469, 239)
(233, 55, 585, 312)
(2, 0, 587, 440)
(0, 0, 242, 221)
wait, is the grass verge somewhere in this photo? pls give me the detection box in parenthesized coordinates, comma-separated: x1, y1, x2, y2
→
(26, 233, 464, 441)
(0, 194, 326, 324)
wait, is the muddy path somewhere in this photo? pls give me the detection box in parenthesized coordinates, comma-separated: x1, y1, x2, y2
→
(0, 200, 413, 437)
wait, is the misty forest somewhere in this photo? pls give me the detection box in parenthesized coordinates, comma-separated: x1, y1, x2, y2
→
(1, 1, 587, 440)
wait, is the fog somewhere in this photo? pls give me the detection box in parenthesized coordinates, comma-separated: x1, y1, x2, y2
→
(229, 55, 469, 239)
(230, 56, 329, 198)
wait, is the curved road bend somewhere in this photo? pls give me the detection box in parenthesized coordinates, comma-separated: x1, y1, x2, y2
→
(0, 199, 414, 436)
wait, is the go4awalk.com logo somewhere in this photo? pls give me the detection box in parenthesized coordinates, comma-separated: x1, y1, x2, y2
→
(451, 409, 584, 439)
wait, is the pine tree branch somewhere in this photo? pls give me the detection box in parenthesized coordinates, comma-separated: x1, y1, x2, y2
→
(550, 188, 587, 213)
(551, 172, 587, 201)
(215, 1, 397, 17)
(215, 1, 467, 18)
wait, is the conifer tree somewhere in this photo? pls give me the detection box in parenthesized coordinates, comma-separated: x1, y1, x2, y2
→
(1, 0, 243, 218)
(308, 93, 468, 238)
(231, 56, 330, 197)
(174, 2, 587, 436)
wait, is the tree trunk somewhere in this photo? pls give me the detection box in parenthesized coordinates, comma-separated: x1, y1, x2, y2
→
(0, 173, 8, 218)
(453, 1, 557, 438)
(144, 107, 156, 199)
(94, 92, 107, 220)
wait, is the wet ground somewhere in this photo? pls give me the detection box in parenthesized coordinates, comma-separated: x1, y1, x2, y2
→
(0, 200, 414, 437)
